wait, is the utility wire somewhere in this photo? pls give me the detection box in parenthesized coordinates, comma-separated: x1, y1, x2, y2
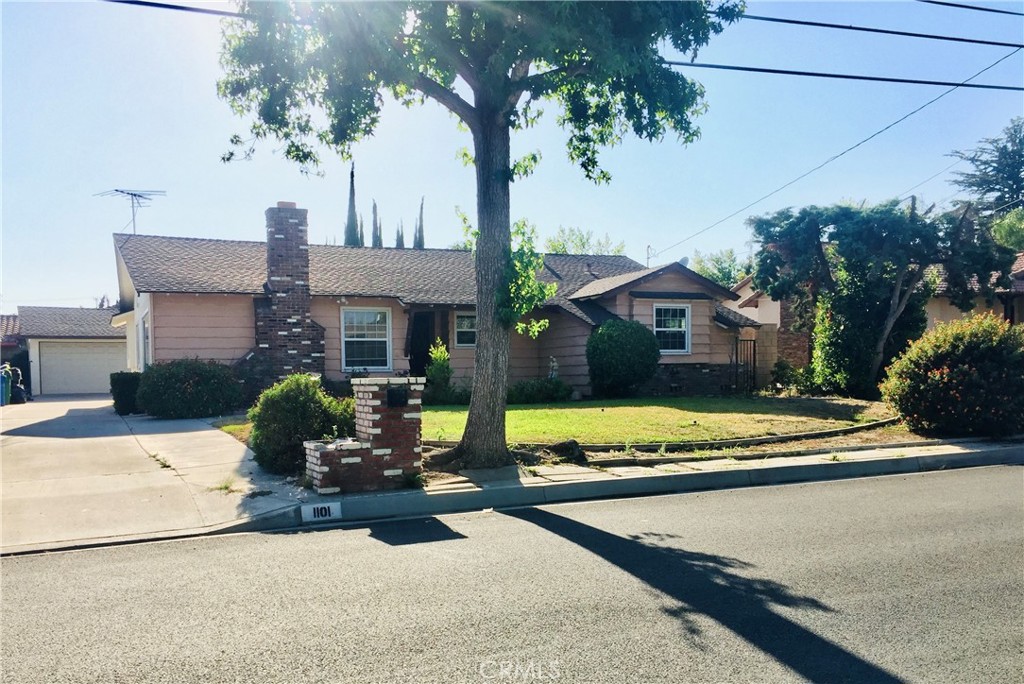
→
(103, 0, 246, 20)
(665, 61, 1023, 91)
(652, 48, 1023, 261)
(915, 0, 1024, 17)
(742, 13, 1024, 49)
(897, 159, 964, 199)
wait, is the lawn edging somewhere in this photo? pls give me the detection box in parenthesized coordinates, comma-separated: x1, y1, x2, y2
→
(422, 417, 902, 452)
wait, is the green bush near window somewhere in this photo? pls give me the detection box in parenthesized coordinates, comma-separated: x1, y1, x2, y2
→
(110, 371, 142, 415)
(880, 313, 1024, 436)
(248, 374, 356, 474)
(136, 359, 243, 419)
(586, 320, 660, 398)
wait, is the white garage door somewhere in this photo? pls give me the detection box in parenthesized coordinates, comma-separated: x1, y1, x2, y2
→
(39, 341, 127, 395)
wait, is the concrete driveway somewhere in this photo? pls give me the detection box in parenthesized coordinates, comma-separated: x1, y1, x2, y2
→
(1, 397, 304, 553)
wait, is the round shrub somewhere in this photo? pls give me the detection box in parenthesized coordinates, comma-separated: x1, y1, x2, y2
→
(110, 371, 142, 415)
(586, 320, 660, 398)
(136, 359, 243, 419)
(880, 313, 1024, 437)
(248, 374, 356, 475)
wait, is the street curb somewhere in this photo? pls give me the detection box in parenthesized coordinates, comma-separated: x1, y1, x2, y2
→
(220, 442, 1024, 529)
(6, 444, 1020, 556)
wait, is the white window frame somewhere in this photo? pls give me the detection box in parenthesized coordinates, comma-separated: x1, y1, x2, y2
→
(454, 312, 477, 348)
(653, 304, 691, 355)
(341, 307, 392, 371)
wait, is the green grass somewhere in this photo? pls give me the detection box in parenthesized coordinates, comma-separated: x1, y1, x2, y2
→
(422, 396, 893, 445)
(214, 419, 252, 446)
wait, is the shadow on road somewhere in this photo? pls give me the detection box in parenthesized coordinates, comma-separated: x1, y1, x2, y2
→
(368, 517, 468, 546)
(505, 507, 904, 684)
(0, 406, 127, 439)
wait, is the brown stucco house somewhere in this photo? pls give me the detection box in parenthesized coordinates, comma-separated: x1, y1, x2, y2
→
(925, 251, 1024, 329)
(112, 202, 759, 397)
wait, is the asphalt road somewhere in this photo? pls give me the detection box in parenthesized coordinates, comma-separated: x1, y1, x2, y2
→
(2, 466, 1022, 684)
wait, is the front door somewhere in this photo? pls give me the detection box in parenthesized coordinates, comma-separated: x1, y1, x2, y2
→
(409, 311, 435, 377)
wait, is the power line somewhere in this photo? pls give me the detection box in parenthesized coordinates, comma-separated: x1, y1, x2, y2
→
(665, 61, 1023, 92)
(103, 0, 247, 20)
(742, 13, 1024, 49)
(897, 159, 964, 199)
(915, 0, 1024, 17)
(652, 48, 1022, 261)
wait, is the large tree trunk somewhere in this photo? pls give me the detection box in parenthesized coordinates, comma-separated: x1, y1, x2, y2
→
(868, 266, 925, 385)
(456, 114, 515, 468)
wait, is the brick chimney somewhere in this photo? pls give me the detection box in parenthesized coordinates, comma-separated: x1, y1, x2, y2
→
(252, 202, 325, 380)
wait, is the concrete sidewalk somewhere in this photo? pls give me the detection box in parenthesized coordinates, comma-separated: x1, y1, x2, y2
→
(2, 397, 1021, 555)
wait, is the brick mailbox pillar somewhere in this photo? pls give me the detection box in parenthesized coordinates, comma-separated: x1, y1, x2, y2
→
(304, 377, 425, 494)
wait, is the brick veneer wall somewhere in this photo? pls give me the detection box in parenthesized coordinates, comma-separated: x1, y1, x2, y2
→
(304, 377, 425, 494)
(777, 298, 810, 367)
(252, 202, 326, 381)
(639, 363, 747, 396)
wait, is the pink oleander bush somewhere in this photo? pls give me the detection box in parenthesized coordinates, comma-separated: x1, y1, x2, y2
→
(880, 313, 1024, 437)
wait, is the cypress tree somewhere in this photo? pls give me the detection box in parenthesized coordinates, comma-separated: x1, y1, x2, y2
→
(343, 163, 360, 246)
(371, 200, 383, 248)
(395, 221, 405, 249)
(358, 215, 365, 247)
(413, 196, 425, 249)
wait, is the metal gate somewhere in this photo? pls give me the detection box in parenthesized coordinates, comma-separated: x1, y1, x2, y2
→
(735, 338, 757, 393)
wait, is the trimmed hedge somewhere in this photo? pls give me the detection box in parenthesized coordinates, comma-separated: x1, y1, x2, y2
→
(586, 320, 660, 398)
(880, 313, 1024, 436)
(507, 377, 573, 405)
(248, 374, 355, 475)
(136, 359, 243, 419)
(110, 371, 142, 415)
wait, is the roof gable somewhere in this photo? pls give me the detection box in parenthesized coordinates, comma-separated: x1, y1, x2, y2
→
(569, 261, 738, 302)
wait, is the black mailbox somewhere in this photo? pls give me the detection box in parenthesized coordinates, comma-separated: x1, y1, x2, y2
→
(386, 386, 409, 408)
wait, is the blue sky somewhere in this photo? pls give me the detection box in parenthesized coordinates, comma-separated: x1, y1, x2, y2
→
(2, 1, 1022, 313)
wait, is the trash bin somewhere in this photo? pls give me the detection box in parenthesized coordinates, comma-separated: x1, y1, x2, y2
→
(0, 367, 10, 407)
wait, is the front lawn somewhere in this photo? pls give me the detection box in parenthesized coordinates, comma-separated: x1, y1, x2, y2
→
(423, 396, 893, 445)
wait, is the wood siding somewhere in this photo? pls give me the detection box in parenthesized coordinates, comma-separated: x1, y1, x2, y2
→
(151, 293, 255, 363)
(538, 312, 593, 392)
(312, 297, 409, 380)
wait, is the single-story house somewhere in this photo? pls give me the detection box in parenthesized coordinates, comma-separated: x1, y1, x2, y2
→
(926, 251, 1024, 328)
(17, 306, 127, 396)
(112, 202, 760, 396)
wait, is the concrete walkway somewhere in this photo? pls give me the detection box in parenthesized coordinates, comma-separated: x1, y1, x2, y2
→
(2, 397, 1021, 555)
(0, 397, 305, 554)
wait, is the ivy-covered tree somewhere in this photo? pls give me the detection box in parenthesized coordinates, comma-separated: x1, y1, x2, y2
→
(690, 248, 752, 288)
(951, 117, 1023, 218)
(219, 1, 742, 466)
(751, 200, 1014, 398)
(543, 226, 624, 255)
(343, 163, 360, 246)
(413, 197, 426, 249)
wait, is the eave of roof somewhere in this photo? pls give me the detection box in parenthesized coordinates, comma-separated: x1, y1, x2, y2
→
(569, 261, 739, 302)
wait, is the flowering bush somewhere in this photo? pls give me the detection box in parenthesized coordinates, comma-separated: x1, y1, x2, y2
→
(880, 313, 1024, 436)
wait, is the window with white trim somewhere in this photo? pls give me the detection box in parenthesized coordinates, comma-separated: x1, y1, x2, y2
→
(342, 309, 391, 370)
(654, 305, 690, 354)
(455, 313, 476, 347)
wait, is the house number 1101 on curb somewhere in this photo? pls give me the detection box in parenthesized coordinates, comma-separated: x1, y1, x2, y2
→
(301, 502, 342, 523)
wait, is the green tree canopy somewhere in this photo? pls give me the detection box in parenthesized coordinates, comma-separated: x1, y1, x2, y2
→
(751, 200, 1014, 397)
(543, 226, 624, 255)
(219, 0, 742, 466)
(689, 248, 752, 288)
(951, 117, 1024, 218)
(992, 207, 1024, 252)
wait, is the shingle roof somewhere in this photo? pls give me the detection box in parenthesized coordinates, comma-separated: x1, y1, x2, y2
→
(0, 314, 19, 339)
(928, 251, 1024, 296)
(114, 233, 645, 326)
(714, 304, 760, 329)
(17, 307, 125, 339)
(569, 261, 739, 301)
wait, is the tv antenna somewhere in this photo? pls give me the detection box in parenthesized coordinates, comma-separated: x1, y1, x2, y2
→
(96, 189, 166, 234)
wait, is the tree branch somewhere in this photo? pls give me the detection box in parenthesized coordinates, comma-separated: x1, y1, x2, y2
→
(515, 62, 591, 94)
(415, 73, 478, 132)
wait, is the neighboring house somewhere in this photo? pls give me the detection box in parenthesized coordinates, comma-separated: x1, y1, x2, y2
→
(926, 251, 1024, 328)
(112, 202, 760, 397)
(724, 276, 810, 387)
(17, 306, 127, 396)
(1, 314, 22, 363)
